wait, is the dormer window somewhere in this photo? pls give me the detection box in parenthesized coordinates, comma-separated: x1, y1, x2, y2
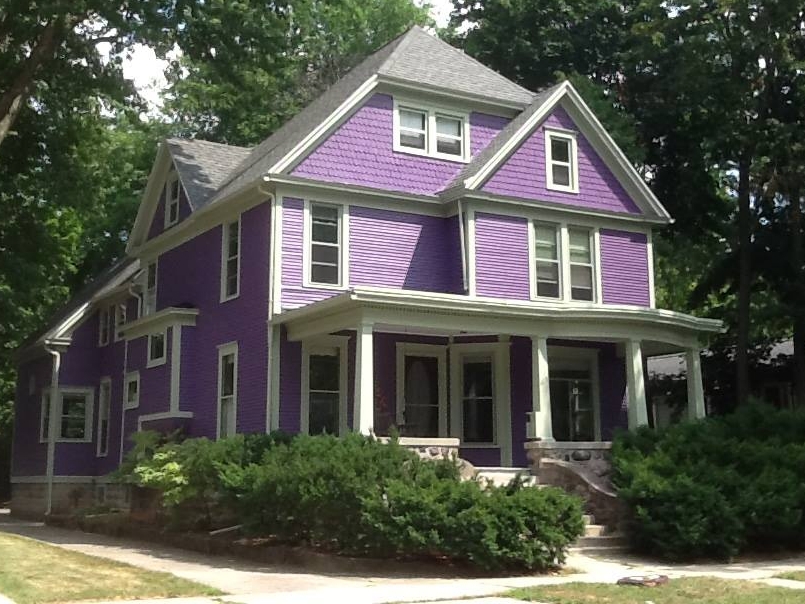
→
(394, 101, 469, 162)
(164, 174, 181, 228)
(545, 130, 578, 193)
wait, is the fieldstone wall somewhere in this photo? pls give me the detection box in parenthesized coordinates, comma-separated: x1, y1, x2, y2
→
(10, 482, 131, 518)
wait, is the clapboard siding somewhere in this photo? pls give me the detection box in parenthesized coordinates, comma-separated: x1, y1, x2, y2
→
(600, 229, 651, 306)
(474, 212, 531, 300)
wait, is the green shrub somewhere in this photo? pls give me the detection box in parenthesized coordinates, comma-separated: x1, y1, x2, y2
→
(613, 404, 805, 560)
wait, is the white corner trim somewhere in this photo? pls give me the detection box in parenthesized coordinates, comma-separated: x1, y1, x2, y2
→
(96, 377, 112, 457)
(394, 342, 448, 436)
(301, 336, 349, 436)
(594, 229, 604, 304)
(169, 325, 182, 412)
(272, 196, 284, 317)
(268, 324, 281, 432)
(271, 75, 379, 174)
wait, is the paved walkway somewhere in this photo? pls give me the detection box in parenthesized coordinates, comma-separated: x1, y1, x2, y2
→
(4, 514, 805, 603)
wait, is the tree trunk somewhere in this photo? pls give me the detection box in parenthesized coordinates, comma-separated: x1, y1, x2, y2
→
(736, 156, 752, 406)
(0, 20, 61, 149)
(790, 189, 805, 406)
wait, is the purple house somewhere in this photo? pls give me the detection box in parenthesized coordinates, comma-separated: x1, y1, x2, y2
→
(11, 27, 721, 514)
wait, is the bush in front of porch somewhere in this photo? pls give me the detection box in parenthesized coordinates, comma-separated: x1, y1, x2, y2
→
(120, 432, 585, 572)
(612, 404, 805, 561)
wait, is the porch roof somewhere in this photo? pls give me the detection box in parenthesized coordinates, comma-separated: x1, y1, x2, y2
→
(275, 287, 723, 351)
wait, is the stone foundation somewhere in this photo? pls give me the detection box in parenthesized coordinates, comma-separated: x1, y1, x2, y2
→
(10, 481, 131, 518)
(525, 440, 612, 479)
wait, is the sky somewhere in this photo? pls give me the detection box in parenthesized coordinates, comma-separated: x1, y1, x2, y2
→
(116, 0, 454, 111)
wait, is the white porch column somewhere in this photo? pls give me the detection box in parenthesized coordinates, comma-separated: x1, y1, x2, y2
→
(686, 347, 706, 420)
(353, 321, 374, 435)
(625, 339, 649, 429)
(529, 336, 553, 441)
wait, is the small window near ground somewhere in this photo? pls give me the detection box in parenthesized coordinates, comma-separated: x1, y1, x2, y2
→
(545, 131, 577, 193)
(308, 352, 340, 435)
(124, 373, 140, 409)
(217, 344, 238, 439)
(147, 331, 166, 367)
(40, 388, 51, 442)
(98, 307, 110, 347)
(97, 379, 111, 456)
(534, 223, 562, 299)
(60, 391, 90, 440)
(144, 261, 157, 316)
(221, 218, 240, 301)
(398, 108, 427, 151)
(462, 357, 495, 444)
(164, 175, 181, 228)
(309, 203, 341, 286)
(568, 227, 595, 302)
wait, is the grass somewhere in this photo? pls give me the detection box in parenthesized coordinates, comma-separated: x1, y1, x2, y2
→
(508, 577, 805, 604)
(0, 533, 222, 604)
(774, 571, 805, 581)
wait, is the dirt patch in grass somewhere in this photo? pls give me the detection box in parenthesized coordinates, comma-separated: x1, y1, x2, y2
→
(0, 533, 221, 604)
(774, 571, 805, 581)
(508, 576, 805, 604)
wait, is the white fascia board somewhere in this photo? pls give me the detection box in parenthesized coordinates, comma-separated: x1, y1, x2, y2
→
(270, 75, 379, 174)
(127, 143, 173, 254)
(377, 75, 529, 114)
(122, 307, 199, 340)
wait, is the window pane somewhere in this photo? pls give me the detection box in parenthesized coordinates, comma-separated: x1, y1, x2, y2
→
(221, 354, 235, 396)
(310, 354, 339, 391)
(569, 229, 592, 263)
(312, 204, 339, 224)
(400, 109, 426, 131)
(463, 361, 493, 398)
(436, 115, 462, 137)
(436, 136, 462, 156)
(219, 396, 235, 437)
(309, 392, 339, 435)
(127, 380, 138, 404)
(552, 164, 571, 187)
(312, 244, 339, 265)
(170, 179, 180, 201)
(311, 264, 339, 285)
(571, 265, 594, 301)
(227, 222, 239, 257)
(150, 334, 165, 360)
(551, 137, 570, 163)
(536, 262, 561, 298)
(535, 225, 558, 260)
(60, 394, 86, 439)
(399, 131, 425, 150)
(463, 398, 494, 443)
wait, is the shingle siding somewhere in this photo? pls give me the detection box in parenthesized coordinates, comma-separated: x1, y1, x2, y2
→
(147, 182, 193, 241)
(600, 229, 651, 306)
(474, 212, 531, 300)
(482, 107, 641, 215)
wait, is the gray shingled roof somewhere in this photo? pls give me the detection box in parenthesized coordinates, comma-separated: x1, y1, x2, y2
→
(166, 138, 251, 210)
(211, 26, 536, 204)
(441, 82, 566, 197)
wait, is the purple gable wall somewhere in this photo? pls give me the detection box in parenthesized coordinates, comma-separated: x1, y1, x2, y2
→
(292, 94, 510, 196)
(482, 107, 641, 215)
(474, 212, 531, 300)
(600, 229, 651, 306)
(147, 179, 193, 241)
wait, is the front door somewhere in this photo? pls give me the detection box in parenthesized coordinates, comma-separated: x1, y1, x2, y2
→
(402, 355, 440, 436)
(550, 370, 595, 441)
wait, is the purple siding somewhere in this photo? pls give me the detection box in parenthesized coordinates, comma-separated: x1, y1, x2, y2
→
(474, 213, 530, 300)
(279, 327, 302, 433)
(460, 448, 501, 467)
(510, 336, 532, 467)
(292, 94, 509, 196)
(599, 343, 628, 439)
(350, 207, 463, 293)
(600, 230, 651, 306)
(12, 356, 52, 477)
(147, 182, 193, 240)
(482, 107, 641, 215)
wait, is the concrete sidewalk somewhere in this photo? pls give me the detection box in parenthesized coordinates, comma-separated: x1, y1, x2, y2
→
(4, 513, 805, 603)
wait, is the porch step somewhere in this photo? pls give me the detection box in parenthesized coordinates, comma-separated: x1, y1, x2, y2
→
(573, 533, 629, 550)
(474, 467, 537, 488)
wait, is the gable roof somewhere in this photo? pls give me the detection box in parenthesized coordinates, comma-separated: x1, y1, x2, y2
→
(442, 81, 673, 223)
(211, 26, 536, 204)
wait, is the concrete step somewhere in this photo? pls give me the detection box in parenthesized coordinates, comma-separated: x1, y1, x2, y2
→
(474, 467, 537, 488)
(574, 533, 629, 549)
(582, 514, 595, 525)
(583, 524, 608, 538)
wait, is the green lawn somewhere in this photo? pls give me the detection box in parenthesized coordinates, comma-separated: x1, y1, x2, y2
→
(509, 577, 804, 604)
(0, 533, 222, 604)
(775, 571, 805, 581)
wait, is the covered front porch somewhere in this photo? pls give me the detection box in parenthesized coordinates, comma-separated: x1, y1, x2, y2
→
(274, 287, 722, 468)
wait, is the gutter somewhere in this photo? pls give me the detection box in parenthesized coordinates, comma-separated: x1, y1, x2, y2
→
(43, 340, 63, 516)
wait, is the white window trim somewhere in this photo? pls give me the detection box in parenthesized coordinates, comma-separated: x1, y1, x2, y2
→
(547, 345, 602, 442)
(394, 343, 448, 437)
(98, 306, 110, 347)
(39, 387, 51, 443)
(124, 371, 140, 410)
(392, 98, 471, 163)
(114, 303, 127, 342)
(56, 386, 95, 443)
(147, 330, 167, 368)
(302, 199, 350, 290)
(143, 260, 158, 317)
(163, 173, 181, 229)
(567, 226, 597, 303)
(220, 216, 242, 302)
(545, 128, 579, 194)
(301, 336, 349, 436)
(96, 377, 112, 457)
(216, 341, 239, 439)
(528, 221, 602, 305)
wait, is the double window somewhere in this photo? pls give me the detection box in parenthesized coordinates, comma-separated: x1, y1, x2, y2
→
(545, 130, 578, 193)
(147, 331, 166, 367)
(97, 378, 111, 456)
(307, 203, 344, 287)
(217, 343, 238, 439)
(164, 174, 181, 228)
(531, 222, 598, 303)
(221, 218, 241, 301)
(395, 103, 469, 161)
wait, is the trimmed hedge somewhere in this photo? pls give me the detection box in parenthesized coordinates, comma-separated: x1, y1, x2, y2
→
(612, 405, 805, 560)
(120, 432, 585, 571)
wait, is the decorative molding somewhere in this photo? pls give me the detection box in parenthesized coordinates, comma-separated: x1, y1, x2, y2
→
(122, 307, 198, 341)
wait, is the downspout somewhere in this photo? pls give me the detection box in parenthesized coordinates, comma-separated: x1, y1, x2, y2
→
(458, 198, 468, 294)
(43, 342, 61, 516)
(119, 283, 143, 465)
(259, 179, 277, 433)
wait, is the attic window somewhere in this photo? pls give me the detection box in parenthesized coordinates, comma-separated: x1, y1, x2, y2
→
(164, 174, 181, 228)
(545, 130, 578, 193)
(393, 101, 469, 162)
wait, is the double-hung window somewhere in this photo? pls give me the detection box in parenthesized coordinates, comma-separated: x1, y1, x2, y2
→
(164, 174, 181, 228)
(114, 303, 127, 341)
(147, 331, 166, 367)
(144, 261, 157, 316)
(217, 343, 238, 439)
(97, 378, 111, 456)
(98, 307, 110, 346)
(59, 389, 93, 441)
(395, 103, 468, 161)
(124, 372, 140, 409)
(221, 218, 241, 301)
(568, 228, 595, 301)
(307, 351, 341, 435)
(308, 203, 342, 286)
(461, 357, 495, 444)
(545, 130, 578, 193)
(534, 223, 562, 299)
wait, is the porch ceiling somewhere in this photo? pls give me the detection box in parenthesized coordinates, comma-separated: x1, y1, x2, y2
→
(276, 287, 723, 349)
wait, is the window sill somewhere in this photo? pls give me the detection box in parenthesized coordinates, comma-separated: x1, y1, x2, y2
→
(392, 144, 469, 164)
(123, 404, 139, 411)
(303, 281, 348, 291)
(146, 357, 166, 369)
(220, 293, 240, 304)
(546, 184, 579, 195)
